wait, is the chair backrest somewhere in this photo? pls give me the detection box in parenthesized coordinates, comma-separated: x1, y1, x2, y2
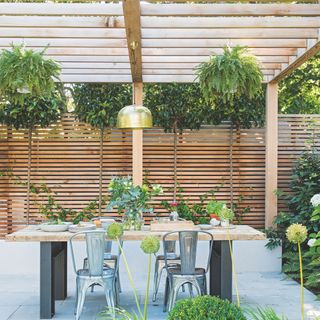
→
(164, 240, 176, 254)
(69, 230, 106, 277)
(163, 230, 214, 275)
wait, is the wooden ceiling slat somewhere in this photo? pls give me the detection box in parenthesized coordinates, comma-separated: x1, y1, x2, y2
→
(0, 28, 126, 38)
(0, 3, 122, 16)
(60, 74, 132, 83)
(141, 17, 320, 29)
(0, 38, 127, 47)
(140, 4, 320, 17)
(141, 28, 318, 39)
(60, 62, 131, 69)
(142, 39, 307, 48)
(142, 48, 297, 56)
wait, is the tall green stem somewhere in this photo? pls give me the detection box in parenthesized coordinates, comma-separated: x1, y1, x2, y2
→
(227, 228, 240, 307)
(143, 254, 152, 320)
(298, 243, 305, 320)
(117, 238, 143, 319)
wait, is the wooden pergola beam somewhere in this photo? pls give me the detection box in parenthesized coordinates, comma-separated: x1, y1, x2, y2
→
(270, 35, 320, 83)
(123, 0, 143, 83)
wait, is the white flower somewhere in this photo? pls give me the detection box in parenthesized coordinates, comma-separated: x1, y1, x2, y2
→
(308, 239, 316, 247)
(310, 194, 320, 207)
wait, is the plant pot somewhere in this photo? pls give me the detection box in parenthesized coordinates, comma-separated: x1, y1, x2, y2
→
(122, 216, 144, 231)
(210, 213, 220, 220)
(220, 219, 230, 228)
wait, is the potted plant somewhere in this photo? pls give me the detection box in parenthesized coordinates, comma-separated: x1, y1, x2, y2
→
(218, 206, 235, 227)
(0, 44, 64, 224)
(206, 200, 226, 220)
(107, 176, 163, 230)
(196, 45, 262, 104)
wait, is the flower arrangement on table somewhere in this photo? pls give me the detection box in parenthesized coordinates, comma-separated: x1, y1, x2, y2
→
(107, 176, 163, 230)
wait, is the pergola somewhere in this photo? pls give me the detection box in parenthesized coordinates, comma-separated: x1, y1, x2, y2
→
(1, 0, 319, 228)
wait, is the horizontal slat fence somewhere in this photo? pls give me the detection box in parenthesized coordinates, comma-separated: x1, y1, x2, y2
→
(0, 114, 319, 238)
(278, 115, 320, 212)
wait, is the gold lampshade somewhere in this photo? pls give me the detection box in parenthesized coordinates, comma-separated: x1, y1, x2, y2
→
(117, 104, 153, 129)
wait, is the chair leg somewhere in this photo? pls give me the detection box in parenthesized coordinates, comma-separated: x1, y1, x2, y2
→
(75, 279, 88, 320)
(163, 276, 170, 312)
(117, 269, 122, 293)
(188, 283, 193, 298)
(152, 258, 160, 302)
(168, 280, 179, 312)
(74, 277, 79, 315)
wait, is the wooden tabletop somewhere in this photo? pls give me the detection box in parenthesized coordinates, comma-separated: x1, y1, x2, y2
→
(5, 225, 265, 242)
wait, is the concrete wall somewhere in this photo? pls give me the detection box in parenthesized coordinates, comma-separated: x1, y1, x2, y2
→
(0, 239, 281, 277)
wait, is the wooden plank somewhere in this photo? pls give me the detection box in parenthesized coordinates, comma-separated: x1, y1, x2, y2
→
(265, 83, 278, 228)
(60, 62, 130, 69)
(140, 4, 320, 17)
(132, 83, 144, 186)
(141, 38, 307, 48)
(0, 28, 126, 38)
(0, 16, 125, 28)
(270, 38, 320, 83)
(141, 17, 320, 28)
(123, 0, 142, 82)
(0, 38, 127, 47)
(142, 47, 297, 56)
(59, 74, 132, 83)
(0, 3, 122, 16)
(141, 28, 319, 39)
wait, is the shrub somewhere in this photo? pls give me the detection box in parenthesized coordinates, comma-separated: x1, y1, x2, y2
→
(167, 295, 246, 320)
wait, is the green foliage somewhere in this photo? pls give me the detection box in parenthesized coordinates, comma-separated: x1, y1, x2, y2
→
(0, 93, 65, 130)
(206, 200, 226, 214)
(246, 307, 288, 320)
(167, 295, 246, 320)
(196, 46, 262, 104)
(144, 83, 212, 132)
(266, 148, 320, 297)
(107, 176, 163, 219)
(72, 83, 131, 129)
(0, 44, 61, 105)
(72, 199, 104, 225)
(279, 54, 320, 114)
(161, 187, 217, 224)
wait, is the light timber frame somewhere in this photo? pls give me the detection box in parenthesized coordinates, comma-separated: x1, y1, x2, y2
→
(0, 1, 319, 227)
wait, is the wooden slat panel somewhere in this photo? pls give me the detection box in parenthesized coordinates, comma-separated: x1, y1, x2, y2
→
(1, 114, 319, 237)
(140, 4, 320, 17)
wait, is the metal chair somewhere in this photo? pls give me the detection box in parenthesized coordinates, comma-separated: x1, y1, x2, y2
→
(83, 240, 121, 294)
(69, 230, 121, 320)
(162, 230, 213, 312)
(152, 240, 181, 302)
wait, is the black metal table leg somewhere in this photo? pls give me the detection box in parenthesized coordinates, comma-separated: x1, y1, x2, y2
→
(209, 240, 232, 301)
(40, 242, 68, 319)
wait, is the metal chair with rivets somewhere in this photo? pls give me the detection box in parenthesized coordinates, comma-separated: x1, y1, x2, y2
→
(162, 230, 213, 312)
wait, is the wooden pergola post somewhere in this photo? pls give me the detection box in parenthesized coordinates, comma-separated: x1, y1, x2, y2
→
(132, 82, 143, 186)
(265, 82, 278, 228)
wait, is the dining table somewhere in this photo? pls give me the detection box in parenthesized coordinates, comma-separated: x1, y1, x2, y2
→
(6, 224, 265, 319)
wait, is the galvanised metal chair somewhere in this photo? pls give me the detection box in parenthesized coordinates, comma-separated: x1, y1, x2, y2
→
(69, 230, 121, 320)
(83, 240, 121, 295)
(162, 230, 214, 312)
(152, 240, 181, 302)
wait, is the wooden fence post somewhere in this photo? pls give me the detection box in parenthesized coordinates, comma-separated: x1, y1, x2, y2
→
(132, 82, 143, 186)
(265, 82, 278, 228)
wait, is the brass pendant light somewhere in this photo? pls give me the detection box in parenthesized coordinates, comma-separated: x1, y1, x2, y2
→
(117, 104, 153, 129)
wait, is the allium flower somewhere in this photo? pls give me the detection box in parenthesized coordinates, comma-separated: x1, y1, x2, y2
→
(140, 235, 160, 254)
(107, 222, 124, 240)
(286, 224, 308, 244)
(308, 238, 316, 247)
(310, 194, 320, 207)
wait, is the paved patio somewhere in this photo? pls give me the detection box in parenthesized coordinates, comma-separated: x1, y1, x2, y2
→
(1, 271, 320, 320)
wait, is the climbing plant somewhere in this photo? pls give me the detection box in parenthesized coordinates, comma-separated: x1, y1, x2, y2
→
(72, 83, 132, 215)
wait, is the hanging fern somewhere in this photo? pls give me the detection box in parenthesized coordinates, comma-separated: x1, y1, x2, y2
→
(0, 44, 61, 105)
(196, 46, 263, 104)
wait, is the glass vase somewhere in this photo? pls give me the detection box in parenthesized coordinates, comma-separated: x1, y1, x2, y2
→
(122, 212, 144, 231)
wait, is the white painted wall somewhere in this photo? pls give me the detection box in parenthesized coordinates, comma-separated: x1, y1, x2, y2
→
(0, 239, 281, 277)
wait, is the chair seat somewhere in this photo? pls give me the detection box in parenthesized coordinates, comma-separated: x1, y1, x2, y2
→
(104, 253, 118, 260)
(168, 267, 205, 277)
(77, 267, 115, 278)
(156, 254, 180, 260)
